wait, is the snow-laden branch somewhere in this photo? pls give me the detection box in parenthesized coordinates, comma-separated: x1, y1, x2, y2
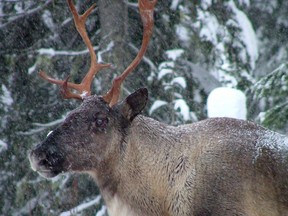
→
(124, 0, 138, 8)
(96, 205, 107, 216)
(17, 127, 50, 136)
(38, 46, 99, 57)
(0, 140, 8, 153)
(17, 116, 65, 136)
(170, 0, 181, 10)
(0, 0, 53, 29)
(149, 100, 168, 115)
(59, 196, 103, 216)
(1, 84, 13, 106)
(32, 118, 65, 127)
(226, 0, 258, 70)
(38, 42, 114, 63)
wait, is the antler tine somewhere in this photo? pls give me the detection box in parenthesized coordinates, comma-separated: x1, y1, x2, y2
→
(102, 0, 157, 107)
(67, 0, 110, 90)
(39, 0, 110, 100)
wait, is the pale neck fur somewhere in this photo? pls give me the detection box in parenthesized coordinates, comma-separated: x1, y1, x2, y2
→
(96, 115, 194, 216)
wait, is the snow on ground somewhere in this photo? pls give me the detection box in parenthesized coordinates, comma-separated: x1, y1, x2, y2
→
(207, 87, 247, 120)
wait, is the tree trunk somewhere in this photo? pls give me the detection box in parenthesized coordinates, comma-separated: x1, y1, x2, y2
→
(98, 0, 133, 93)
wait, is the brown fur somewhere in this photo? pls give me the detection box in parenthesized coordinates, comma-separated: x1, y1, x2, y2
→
(29, 89, 288, 216)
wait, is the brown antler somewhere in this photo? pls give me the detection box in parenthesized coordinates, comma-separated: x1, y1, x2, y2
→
(103, 0, 157, 106)
(39, 0, 156, 104)
(39, 0, 110, 100)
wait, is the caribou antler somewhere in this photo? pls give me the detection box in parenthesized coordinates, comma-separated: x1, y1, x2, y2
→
(102, 0, 157, 106)
(39, 0, 110, 100)
(39, 0, 157, 105)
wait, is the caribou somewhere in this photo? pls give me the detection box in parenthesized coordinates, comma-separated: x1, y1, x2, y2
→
(29, 0, 288, 215)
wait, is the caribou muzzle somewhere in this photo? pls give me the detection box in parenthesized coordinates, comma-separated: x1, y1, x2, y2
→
(29, 143, 65, 178)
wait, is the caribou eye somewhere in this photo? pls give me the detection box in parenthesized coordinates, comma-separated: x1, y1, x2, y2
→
(96, 119, 104, 126)
(90, 117, 108, 133)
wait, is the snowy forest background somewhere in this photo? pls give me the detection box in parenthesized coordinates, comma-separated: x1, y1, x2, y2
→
(1, 0, 288, 215)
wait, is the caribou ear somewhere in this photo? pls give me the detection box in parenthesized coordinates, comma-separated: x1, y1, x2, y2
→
(118, 88, 148, 121)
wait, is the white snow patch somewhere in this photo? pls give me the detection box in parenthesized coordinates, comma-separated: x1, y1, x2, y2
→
(207, 87, 247, 120)
(96, 205, 107, 216)
(0, 140, 8, 153)
(14, 2, 24, 13)
(97, 41, 114, 63)
(170, 0, 180, 10)
(165, 49, 184, 61)
(28, 63, 37, 75)
(197, 9, 219, 45)
(200, 0, 212, 10)
(227, 0, 258, 69)
(158, 68, 173, 80)
(258, 112, 266, 123)
(174, 99, 190, 121)
(159, 61, 174, 69)
(38, 46, 100, 57)
(175, 24, 190, 43)
(46, 130, 53, 137)
(42, 10, 55, 32)
(211, 69, 238, 87)
(1, 84, 13, 106)
(171, 77, 186, 89)
(38, 48, 55, 56)
(158, 61, 174, 80)
(149, 100, 168, 115)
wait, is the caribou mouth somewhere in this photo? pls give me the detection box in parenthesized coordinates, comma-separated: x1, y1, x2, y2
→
(28, 151, 61, 178)
(37, 169, 58, 178)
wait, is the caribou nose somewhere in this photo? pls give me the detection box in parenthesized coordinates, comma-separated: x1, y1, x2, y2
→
(29, 148, 52, 171)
